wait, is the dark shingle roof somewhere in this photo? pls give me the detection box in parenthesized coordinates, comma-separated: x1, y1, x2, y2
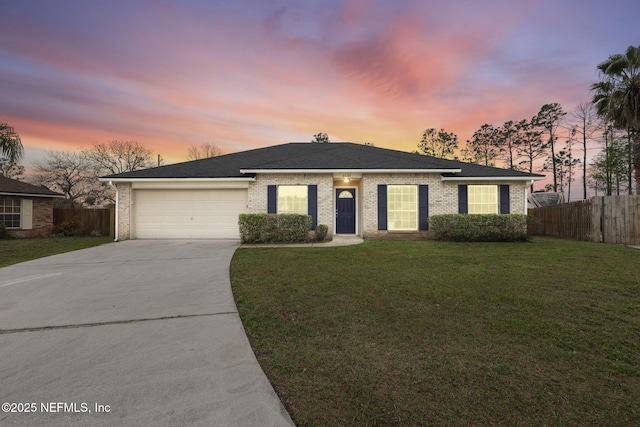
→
(102, 143, 543, 179)
(440, 161, 543, 178)
(0, 176, 63, 197)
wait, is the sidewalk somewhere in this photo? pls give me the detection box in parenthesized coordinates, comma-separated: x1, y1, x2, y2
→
(240, 235, 364, 248)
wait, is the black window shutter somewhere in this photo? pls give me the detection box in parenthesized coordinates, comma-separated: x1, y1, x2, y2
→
(308, 185, 318, 230)
(418, 185, 429, 230)
(458, 185, 468, 214)
(499, 184, 510, 214)
(267, 185, 277, 214)
(378, 185, 387, 230)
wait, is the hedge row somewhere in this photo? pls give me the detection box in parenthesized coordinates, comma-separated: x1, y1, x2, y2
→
(430, 214, 528, 242)
(239, 213, 313, 243)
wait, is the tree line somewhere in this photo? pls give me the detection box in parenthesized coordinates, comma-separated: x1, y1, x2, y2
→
(0, 136, 222, 208)
(417, 45, 639, 199)
(417, 102, 634, 199)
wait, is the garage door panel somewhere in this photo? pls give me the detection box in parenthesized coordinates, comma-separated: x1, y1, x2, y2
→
(137, 206, 241, 215)
(137, 192, 247, 203)
(133, 189, 247, 239)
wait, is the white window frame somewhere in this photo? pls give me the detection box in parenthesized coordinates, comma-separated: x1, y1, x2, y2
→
(277, 185, 308, 215)
(387, 185, 418, 231)
(468, 185, 498, 214)
(0, 198, 22, 228)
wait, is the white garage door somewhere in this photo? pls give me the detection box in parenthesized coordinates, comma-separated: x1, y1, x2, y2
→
(133, 189, 247, 239)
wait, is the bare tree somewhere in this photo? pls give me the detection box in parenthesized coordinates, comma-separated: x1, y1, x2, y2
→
(83, 140, 154, 175)
(32, 151, 98, 207)
(570, 103, 600, 199)
(186, 142, 223, 161)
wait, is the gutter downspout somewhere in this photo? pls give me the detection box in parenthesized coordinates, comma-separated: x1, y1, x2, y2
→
(525, 180, 534, 214)
(108, 180, 119, 242)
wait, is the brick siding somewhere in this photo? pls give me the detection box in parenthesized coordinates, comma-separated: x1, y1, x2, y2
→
(114, 175, 528, 241)
(248, 174, 335, 238)
(115, 182, 132, 240)
(248, 173, 527, 239)
(6, 197, 55, 238)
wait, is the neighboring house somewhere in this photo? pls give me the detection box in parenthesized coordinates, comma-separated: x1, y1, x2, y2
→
(101, 142, 545, 241)
(0, 176, 64, 237)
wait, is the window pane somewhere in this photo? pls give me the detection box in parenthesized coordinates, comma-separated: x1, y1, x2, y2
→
(278, 186, 308, 214)
(387, 185, 417, 231)
(0, 198, 21, 228)
(468, 185, 498, 214)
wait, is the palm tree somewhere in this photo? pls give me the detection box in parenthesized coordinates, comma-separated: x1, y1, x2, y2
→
(0, 122, 24, 163)
(592, 45, 640, 192)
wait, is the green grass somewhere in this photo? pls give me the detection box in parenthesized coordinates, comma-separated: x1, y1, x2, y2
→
(0, 236, 113, 268)
(231, 238, 640, 426)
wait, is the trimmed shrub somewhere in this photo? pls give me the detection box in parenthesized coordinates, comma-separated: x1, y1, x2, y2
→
(315, 224, 328, 242)
(239, 213, 312, 243)
(52, 217, 82, 236)
(430, 214, 528, 242)
(238, 213, 266, 243)
(0, 223, 10, 240)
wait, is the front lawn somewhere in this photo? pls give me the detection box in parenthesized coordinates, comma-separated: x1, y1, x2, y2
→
(231, 238, 640, 426)
(0, 236, 113, 268)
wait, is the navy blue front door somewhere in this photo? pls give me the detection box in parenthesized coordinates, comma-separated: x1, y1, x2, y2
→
(336, 189, 356, 234)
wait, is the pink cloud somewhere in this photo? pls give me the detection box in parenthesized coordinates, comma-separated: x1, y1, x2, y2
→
(2, 0, 634, 177)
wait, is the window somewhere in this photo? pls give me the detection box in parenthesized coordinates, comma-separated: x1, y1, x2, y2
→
(0, 198, 21, 228)
(277, 186, 307, 214)
(468, 185, 498, 214)
(387, 185, 417, 231)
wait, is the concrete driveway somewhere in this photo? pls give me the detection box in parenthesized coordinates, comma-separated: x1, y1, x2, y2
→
(0, 240, 294, 427)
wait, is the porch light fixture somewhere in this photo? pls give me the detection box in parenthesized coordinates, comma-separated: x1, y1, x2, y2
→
(343, 177, 350, 183)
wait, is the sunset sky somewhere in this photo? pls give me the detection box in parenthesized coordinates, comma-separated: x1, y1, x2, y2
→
(1, 0, 639, 171)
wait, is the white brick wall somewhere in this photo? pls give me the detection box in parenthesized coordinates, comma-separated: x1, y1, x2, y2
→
(248, 174, 529, 238)
(362, 175, 528, 237)
(115, 182, 131, 241)
(361, 173, 466, 235)
(115, 175, 529, 241)
(508, 181, 529, 215)
(248, 174, 335, 237)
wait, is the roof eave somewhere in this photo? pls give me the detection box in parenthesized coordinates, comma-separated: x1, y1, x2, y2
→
(440, 175, 546, 181)
(99, 177, 256, 183)
(239, 168, 462, 174)
(0, 191, 64, 198)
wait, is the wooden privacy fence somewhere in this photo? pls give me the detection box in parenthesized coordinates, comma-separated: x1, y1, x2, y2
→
(530, 195, 640, 245)
(53, 208, 115, 238)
